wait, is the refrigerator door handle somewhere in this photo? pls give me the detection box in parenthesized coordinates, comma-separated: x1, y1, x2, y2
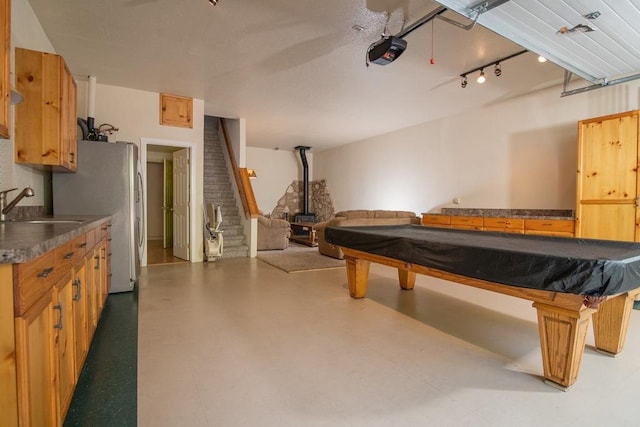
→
(137, 171, 146, 253)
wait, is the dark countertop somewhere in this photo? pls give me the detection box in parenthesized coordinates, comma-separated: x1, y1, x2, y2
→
(0, 215, 111, 264)
(422, 208, 575, 220)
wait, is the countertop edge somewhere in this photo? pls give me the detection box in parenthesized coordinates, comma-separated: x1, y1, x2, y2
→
(0, 216, 111, 264)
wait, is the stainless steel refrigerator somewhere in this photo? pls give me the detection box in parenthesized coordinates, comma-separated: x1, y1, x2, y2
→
(53, 140, 144, 293)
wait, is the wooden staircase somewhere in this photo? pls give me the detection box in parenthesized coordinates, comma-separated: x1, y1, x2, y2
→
(203, 116, 248, 258)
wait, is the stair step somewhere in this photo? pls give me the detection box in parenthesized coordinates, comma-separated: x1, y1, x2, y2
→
(203, 116, 249, 257)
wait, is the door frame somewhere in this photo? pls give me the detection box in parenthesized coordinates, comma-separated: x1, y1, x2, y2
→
(140, 137, 197, 267)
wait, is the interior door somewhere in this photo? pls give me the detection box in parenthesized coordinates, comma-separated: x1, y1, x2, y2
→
(162, 159, 173, 249)
(172, 148, 190, 260)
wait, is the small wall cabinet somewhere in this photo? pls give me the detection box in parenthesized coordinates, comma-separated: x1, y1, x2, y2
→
(160, 93, 193, 128)
(15, 48, 77, 172)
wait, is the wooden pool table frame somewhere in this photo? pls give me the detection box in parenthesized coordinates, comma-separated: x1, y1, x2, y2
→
(341, 247, 640, 390)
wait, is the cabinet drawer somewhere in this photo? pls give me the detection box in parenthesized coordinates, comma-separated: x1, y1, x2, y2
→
(483, 217, 525, 230)
(524, 219, 575, 234)
(85, 227, 96, 251)
(422, 214, 451, 227)
(525, 230, 574, 238)
(98, 222, 110, 241)
(450, 216, 483, 229)
(13, 251, 58, 315)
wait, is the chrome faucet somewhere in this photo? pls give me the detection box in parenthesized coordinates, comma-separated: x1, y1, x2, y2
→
(0, 187, 35, 221)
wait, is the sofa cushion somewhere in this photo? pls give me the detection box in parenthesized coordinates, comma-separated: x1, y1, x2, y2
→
(373, 210, 416, 219)
(334, 210, 376, 219)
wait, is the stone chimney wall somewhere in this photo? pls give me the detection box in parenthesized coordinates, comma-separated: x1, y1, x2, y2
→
(270, 178, 334, 222)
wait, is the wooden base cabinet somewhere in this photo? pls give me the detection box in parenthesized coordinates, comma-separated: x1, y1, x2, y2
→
(422, 214, 574, 237)
(3, 221, 111, 427)
(14, 288, 57, 426)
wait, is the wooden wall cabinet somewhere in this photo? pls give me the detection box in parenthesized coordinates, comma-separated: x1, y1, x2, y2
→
(0, 0, 10, 139)
(2, 221, 111, 426)
(15, 48, 77, 172)
(160, 93, 193, 128)
(576, 110, 639, 241)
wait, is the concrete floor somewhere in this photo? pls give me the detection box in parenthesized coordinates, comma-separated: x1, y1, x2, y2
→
(136, 256, 640, 426)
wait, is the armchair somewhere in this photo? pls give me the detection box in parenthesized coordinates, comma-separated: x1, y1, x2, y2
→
(257, 215, 291, 250)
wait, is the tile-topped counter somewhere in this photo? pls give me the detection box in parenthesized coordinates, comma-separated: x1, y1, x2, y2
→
(436, 208, 574, 220)
(0, 215, 110, 264)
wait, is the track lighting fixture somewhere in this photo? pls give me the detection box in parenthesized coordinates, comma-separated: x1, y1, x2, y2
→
(459, 49, 544, 88)
(208, 0, 218, 5)
(477, 69, 486, 84)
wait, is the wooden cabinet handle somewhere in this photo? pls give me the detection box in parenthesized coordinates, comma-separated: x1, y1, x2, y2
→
(37, 267, 54, 278)
(64, 251, 74, 259)
(53, 304, 63, 329)
(79, 242, 87, 248)
(72, 279, 82, 301)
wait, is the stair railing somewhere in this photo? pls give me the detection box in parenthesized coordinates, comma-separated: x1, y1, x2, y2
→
(220, 119, 259, 219)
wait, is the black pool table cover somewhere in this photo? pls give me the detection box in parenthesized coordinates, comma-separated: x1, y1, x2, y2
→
(324, 224, 640, 297)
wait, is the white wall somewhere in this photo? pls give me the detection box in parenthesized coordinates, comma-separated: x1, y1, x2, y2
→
(314, 81, 640, 214)
(76, 81, 206, 264)
(246, 147, 313, 213)
(0, 0, 56, 206)
(224, 118, 246, 167)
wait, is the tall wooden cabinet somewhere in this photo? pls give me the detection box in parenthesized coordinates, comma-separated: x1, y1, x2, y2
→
(15, 48, 77, 171)
(576, 110, 640, 241)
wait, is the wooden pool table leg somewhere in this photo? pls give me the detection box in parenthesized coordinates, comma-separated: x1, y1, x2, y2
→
(398, 269, 416, 290)
(532, 302, 595, 389)
(345, 256, 370, 298)
(592, 291, 638, 355)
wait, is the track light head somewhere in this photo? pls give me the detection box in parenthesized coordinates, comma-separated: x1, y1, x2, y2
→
(208, 0, 218, 5)
(494, 63, 502, 77)
(477, 69, 486, 84)
(461, 75, 468, 88)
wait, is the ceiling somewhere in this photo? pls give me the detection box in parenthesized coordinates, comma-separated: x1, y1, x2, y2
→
(25, 0, 600, 151)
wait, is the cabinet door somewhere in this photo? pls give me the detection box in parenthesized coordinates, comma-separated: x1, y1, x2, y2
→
(60, 62, 77, 171)
(0, 265, 18, 426)
(85, 249, 98, 339)
(55, 277, 76, 421)
(577, 112, 639, 240)
(15, 49, 63, 166)
(0, 0, 10, 139)
(100, 241, 109, 302)
(15, 290, 57, 427)
(72, 264, 88, 371)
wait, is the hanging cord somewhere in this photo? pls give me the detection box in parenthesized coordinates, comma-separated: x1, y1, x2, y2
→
(430, 19, 435, 64)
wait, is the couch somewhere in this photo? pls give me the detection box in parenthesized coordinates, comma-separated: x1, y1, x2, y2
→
(257, 215, 291, 250)
(314, 210, 421, 259)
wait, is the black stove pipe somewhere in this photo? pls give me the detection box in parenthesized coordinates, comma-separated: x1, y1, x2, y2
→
(295, 146, 311, 214)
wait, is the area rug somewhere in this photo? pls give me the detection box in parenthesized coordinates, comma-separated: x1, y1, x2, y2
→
(257, 251, 345, 273)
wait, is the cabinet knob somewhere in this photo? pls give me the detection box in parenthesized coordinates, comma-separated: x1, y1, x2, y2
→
(37, 267, 54, 278)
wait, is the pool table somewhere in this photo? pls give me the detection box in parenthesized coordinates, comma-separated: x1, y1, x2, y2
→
(324, 224, 640, 389)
